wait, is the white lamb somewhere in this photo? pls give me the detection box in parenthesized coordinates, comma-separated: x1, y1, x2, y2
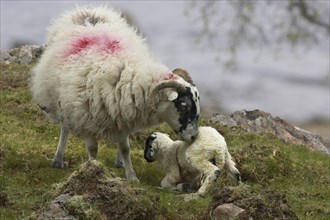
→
(30, 5, 201, 181)
(144, 126, 241, 196)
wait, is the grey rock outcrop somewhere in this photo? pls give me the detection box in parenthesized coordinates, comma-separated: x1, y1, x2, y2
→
(37, 194, 77, 220)
(209, 109, 329, 155)
(0, 45, 44, 64)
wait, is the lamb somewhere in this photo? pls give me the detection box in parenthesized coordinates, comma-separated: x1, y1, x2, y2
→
(30, 5, 201, 182)
(144, 126, 241, 196)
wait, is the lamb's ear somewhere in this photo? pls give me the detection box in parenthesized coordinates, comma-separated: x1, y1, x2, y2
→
(167, 90, 178, 101)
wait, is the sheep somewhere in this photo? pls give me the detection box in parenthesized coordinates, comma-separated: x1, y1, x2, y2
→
(30, 5, 201, 182)
(144, 126, 241, 196)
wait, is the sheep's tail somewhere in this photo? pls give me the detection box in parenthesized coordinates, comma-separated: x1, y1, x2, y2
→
(224, 150, 242, 184)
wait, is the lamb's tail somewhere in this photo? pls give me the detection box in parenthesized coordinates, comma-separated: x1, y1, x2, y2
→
(225, 151, 241, 184)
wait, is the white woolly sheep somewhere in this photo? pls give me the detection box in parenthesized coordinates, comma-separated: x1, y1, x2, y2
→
(30, 5, 201, 181)
(144, 126, 241, 196)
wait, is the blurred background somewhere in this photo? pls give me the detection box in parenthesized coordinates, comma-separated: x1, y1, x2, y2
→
(1, 0, 329, 138)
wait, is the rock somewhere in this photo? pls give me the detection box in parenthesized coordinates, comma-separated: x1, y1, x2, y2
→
(0, 50, 12, 62)
(1, 45, 45, 64)
(210, 109, 329, 155)
(213, 203, 245, 220)
(37, 194, 77, 220)
(209, 114, 237, 127)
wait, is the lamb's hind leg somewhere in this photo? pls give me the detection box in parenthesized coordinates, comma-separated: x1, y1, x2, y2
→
(117, 137, 139, 182)
(225, 152, 242, 185)
(52, 126, 69, 168)
(195, 163, 220, 196)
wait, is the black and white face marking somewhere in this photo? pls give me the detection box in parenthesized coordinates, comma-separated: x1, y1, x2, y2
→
(173, 86, 200, 142)
(144, 133, 157, 163)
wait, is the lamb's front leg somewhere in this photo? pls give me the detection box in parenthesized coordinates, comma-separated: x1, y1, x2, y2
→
(161, 173, 181, 191)
(52, 126, 69, 168)
(117, 137, 139, 182)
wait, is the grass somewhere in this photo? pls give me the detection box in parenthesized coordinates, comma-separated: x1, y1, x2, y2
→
(0, 63, 329, 219)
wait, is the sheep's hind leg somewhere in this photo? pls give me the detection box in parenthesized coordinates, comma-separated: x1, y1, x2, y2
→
(84, 134, 98, 160)
(114, 148, 125, 168)
(52, 126, 69, 169)
(118, 137, 139, 182)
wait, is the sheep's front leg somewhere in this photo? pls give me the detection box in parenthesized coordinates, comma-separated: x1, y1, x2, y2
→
(118, 137, 139, 182)
(52, 126, 69, 168)
(84, 134, 98, 160)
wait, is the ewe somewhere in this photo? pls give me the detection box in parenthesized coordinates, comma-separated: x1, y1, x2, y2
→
(31, 5, 200, 181)
(144, 126, 241, 196)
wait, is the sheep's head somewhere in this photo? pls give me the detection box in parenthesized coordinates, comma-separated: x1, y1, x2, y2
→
(148, 69, 200, 142)
(144, 132, 173, 163)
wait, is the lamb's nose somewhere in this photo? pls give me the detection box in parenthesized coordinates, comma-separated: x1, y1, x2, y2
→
(191, 135, 196, 141)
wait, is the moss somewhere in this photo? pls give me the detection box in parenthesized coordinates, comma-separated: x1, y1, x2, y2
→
(66, 195, 101, 219)
(0, 63, 34, 89)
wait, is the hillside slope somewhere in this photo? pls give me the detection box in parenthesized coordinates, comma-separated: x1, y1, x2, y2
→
(0, 57, 329, 219)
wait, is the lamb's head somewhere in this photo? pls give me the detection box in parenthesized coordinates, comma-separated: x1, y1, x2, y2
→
(144, 132, 173, 163)
(149, 69, 200, 142)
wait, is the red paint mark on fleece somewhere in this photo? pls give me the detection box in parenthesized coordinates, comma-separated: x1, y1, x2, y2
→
(162, 72, 178, 80)
(64, 33, 122, 57)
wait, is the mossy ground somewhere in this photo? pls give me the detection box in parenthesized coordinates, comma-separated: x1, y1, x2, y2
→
(1, 63, 329, 219)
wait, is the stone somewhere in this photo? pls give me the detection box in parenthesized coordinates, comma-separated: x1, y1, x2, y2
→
(1, 45, 45, 64)
(0, 50, 11, 62)
(213, 203, 245, 220)
(37, 194, 77, 220)
(209, 109, 329, 155)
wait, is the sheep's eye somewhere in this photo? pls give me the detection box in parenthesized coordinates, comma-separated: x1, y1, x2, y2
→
(179, 102, 188, 111)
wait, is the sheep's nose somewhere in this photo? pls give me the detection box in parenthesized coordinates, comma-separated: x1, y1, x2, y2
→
(191, 135, 196, 141)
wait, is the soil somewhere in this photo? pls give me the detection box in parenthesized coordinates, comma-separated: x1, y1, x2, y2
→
(209, 185, 299, 220)
(37, 160, 161, 220)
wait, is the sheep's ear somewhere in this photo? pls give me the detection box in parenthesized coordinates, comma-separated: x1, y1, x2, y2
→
(167, 90, 178, 101)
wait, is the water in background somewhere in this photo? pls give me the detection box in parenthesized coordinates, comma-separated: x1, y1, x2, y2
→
(1, 1, 329, 123)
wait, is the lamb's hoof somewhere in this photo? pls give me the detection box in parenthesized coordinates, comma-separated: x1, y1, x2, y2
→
(214, 170, 221, 178)
(51, 158, 66, 169)
(114, 160, 125, 168)
(181, 183, 192, 192)
(235, 172, 242, 183)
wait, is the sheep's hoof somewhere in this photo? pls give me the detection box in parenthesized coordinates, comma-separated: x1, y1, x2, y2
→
(114, 160, 125, 168)
(51, 158, 68, 169)
(127, 175, 140, 183)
